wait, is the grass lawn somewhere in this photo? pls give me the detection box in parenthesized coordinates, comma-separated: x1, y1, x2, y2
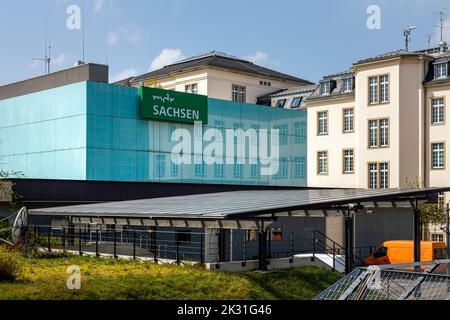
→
(0, 255, 341, 300)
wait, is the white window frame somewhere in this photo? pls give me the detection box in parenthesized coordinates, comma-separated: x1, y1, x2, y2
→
(380, 75, 389, 103)
(432, 98, 445, 124)
(368, 163, 378, 189)
(369, 76, 378, 104)
(379, 119, 389, 147)
(317, 111, 328, 135)
(432, 143, 445, 169)
(320, 82, 331, 96)
(317, 151, 328, 175)
(369, 120, 378, 148)
(435, 62, 448, 80)
(232, 84, 246, 103)
(343, 149, 354, 174)
(343, 108, 354, 133)
(343, 78, 353, 93)
(379, 162, 389, 189)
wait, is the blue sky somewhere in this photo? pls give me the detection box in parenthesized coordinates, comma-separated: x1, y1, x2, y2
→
(0, 0, 448, 85)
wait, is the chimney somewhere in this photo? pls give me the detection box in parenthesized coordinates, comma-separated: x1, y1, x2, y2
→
(440, 41, 448, 53)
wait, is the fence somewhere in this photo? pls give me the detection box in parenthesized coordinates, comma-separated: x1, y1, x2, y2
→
(314, 260, 450, 300)
(28, 225, 206, 264)
(26, 225, 376, 269)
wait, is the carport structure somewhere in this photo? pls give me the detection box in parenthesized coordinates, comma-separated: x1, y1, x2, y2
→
(29, 187, 450, 273)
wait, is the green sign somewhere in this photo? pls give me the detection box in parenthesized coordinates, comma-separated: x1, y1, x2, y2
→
(140, 87, 208, 124)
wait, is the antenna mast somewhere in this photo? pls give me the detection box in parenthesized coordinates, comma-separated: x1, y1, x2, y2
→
(404, 26, 417, 51)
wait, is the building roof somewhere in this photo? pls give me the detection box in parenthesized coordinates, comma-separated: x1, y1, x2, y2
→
(132, 51, 313, 85)
(270, 84, 318, 98)
(307, 69, 355, 101)
(29, 187, 448, 220)
(354, 49, 424, 65)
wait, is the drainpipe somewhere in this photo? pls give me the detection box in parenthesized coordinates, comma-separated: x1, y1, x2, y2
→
(423, 63, 428, 187)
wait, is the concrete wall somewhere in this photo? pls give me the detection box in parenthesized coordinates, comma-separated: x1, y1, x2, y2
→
(0, 63, 108, 100)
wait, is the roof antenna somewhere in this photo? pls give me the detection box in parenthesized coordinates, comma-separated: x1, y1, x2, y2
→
(32, 28, 51, 75)
(403, 26, 417, 51)
(436, 8, 448, 52)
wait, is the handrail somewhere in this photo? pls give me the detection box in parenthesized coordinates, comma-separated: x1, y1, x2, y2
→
(313, 230, 368, 268)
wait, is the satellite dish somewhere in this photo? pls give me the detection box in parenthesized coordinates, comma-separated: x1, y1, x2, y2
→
(11, 207, 29, 245)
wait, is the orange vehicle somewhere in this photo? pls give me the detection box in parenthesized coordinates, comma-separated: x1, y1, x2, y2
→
(364, 241, 447, 266)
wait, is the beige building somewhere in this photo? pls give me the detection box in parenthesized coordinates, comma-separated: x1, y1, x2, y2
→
(300, 45, 450, 242)
(117, 51, 312, 104)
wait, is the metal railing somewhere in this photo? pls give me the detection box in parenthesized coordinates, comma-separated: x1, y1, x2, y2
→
(27, 225, 206, 264)
(315, 260, 450, 300)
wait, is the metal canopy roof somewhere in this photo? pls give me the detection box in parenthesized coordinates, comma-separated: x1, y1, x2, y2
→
(29, 187, 449, 221)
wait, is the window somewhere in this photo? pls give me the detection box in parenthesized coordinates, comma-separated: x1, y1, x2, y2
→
(379, 162, 389, 189)
(195, 162, 206, 177)
(233, 163, 243, 178)
(271, 228, 283, 241)
(317, 151, 328, 175)
(214, 163, 224, 178)
(432, 98, 445, 124)
(368, 163, 378, 189)
(369, 76, 378, 104)
(317, 111, 328, 135)
(246, 230, 258, 242)
(368, 162, 389, 189)
(320, 81, 331, 96)
(369, 120, 378, 148)
(343, 149, 354, 174)
(368, 119, 389, 148)
(432, 143, 445, 169)
(171, 163, 179, 177)
(379, 75, 389, 103)
(294, 122, 307, 144)
(373, 247, 388, 258)
(251, 164, 260, 179)
(176, 231, 191, 243)
(343, 108, 354, 133)
(232, 84, 246, 103)
(379, 119, 389, 147)
(291, 97, 302, 108)
(294, 157, 306, 178)
(432, 234, 444, 242)
(435, 62, 448, 79)
(156, 154, 166, 177)
(278, 124, 289, 145)
(275, 99, 287, 108)
(343, 78, 353, 93)
(185, 83, 198, 94)
(275, 158, 288, 179)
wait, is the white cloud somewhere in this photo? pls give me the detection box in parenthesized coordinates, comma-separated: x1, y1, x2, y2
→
(149, 48, 185, 71)
(93, 0, 115, 13)
(242, 51, 280, 69)
(107, 24, 142, 47)
(110, 68, 138, 83)
(52, 53, 67, 66)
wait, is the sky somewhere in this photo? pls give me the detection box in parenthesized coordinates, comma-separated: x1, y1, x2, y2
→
(0, 0, 449, 85)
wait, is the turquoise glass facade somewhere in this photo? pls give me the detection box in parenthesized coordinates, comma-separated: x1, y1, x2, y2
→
(0, 81, 307, 186)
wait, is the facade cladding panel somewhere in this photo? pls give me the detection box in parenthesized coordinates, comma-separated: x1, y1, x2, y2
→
(0, 81, 307, 187)
(0, 82, 87, 180)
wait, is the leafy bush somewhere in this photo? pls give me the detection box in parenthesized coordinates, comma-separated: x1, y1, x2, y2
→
(0, 246, 23, 281)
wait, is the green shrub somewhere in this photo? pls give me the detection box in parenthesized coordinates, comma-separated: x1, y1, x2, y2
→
(0, 246, 23, 281)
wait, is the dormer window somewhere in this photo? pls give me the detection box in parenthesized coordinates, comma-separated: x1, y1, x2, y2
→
(343, 77, 354, 93)
(320, 81, 331, 96)
(275, 99, 287, 108)
(435, 62, 448, 80)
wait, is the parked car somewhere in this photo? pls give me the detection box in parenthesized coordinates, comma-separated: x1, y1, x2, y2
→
(364, 240, 447, 265)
